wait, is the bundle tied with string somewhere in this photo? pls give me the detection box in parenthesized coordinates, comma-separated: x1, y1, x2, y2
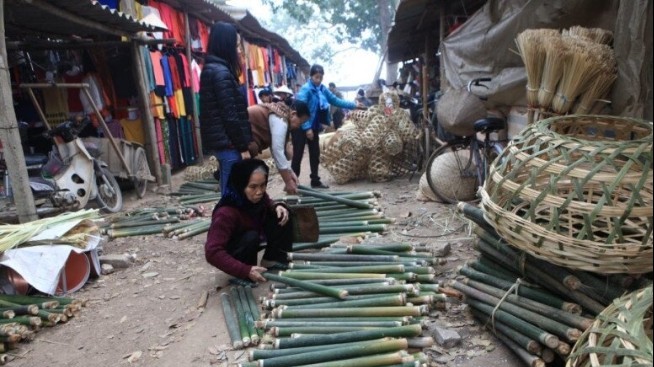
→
(537, 33, 569, 115)
(573, 43, 617, 114)
(566, 286, 652, 367)
(515, 28, 560, 120)
(551, 37, 602, 114)
(480, 115, 653, 274)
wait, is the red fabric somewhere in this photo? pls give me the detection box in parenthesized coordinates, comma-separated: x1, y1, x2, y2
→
(168, 55, 182, 90)
(149, 51, 165, 87)
(198, 21, 209, 52)
(151, 1, 185, 45)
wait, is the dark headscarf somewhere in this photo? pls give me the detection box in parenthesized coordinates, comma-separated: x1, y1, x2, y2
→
(217, 159, 270, 213)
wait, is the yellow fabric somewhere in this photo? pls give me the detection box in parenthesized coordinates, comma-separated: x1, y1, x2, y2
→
(119, 118, 146, 145)
(174, 89, 186, 117)
(150, 92, 165, 119)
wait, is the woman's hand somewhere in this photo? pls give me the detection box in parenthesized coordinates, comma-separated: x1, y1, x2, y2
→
(276, 205, 289, 225)
(249, 266, 267, 283)
(305, 130, 314, 141)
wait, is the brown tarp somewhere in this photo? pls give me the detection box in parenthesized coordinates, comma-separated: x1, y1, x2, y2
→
(440, 0, 653, 120)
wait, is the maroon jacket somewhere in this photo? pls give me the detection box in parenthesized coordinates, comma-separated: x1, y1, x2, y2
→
(204, 196, 276, 279)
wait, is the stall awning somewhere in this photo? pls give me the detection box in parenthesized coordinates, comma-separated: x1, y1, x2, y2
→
(4, 0, 165, 39)
(387, 0, 486, 63)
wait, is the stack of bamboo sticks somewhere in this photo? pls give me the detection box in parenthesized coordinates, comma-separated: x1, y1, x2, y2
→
(288, 186, 395, 251)
(218, 239, 461, 366)
(100, 207, 209, 240)
(455, 202, 651, 367)
(0, 294, 87, 358)
(170, 178, 221, 206)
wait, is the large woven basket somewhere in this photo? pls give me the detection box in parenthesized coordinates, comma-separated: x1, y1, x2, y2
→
(481, 115, 653, 274)
(566, 285, 652, 367)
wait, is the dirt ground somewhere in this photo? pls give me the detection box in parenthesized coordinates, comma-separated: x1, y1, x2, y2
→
(7, 151, 523, 367)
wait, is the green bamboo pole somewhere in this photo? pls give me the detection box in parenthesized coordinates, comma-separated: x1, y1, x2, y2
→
(219, 292, 243, 349)
(273, 306, 425, 319)
(454, 281, 582, 342)
(249, 338, 390, 361)
(274, 325, 421, 349)
(297, 187, 375, 209)
(273, 326, 387, 336)
(263, 272, 348, 299)
(471, 309, 542, 355)
(289, 278, 396, 286)
(237, 286, 260, 344)
(258, 339, 407, 367)
(571, 270, 625, 302)
(456, 202, 500, 238)
(473, 258, 522, 282)
(292, 237, 343, 251)
(463, 279, 594, 330)
(273, 284, 416, 299)
(466, 299, 559, 349)
(404, 266, 434, 274)
(110, 217, 179, 229)
(258, 320, 403, 329)
(0, 305, 38, 316)
(0, 316, 41, 327)
(260, 317, 410, 324)
(285, 265, 404, 274)
(330, 243, 414, 252)
(347, 246, 435, 262)
(288, 253, 399, 262)
(107, 223, 169, 238)
(265, 294, 395, 308)
(300, 262, 416, 268)
(244, 287, 261, 322)
(0, 295, 61, 309)
(320, 225, 386, 235)
(230, 288, 251, 347)
(175, 221, 211, 240)
(293, 352, 407, 367)
(276, 272, 387, 281)
(288, 294, 406, 310)
(317, 210, 379, 219)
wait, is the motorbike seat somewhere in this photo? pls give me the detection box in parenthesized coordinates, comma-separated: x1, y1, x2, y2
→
(473, 117, 506, 133)
(83, 142, 102, 158)
(24, 153, 49, 168)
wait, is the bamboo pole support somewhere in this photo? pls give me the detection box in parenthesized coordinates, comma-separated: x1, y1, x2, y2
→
(264, 272, 348, 299)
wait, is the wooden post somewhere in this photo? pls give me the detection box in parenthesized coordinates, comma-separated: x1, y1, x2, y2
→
(0, 0, 38, 222)
(130, 41, 163, 187)
(439, 1, 448, 91)
(184, 11, 203, 163)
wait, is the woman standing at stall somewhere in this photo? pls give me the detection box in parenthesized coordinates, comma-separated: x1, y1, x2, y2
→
(199, 22, 256, 193)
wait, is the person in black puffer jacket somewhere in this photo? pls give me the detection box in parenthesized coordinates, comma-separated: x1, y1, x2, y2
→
(200, 22, 256, 193)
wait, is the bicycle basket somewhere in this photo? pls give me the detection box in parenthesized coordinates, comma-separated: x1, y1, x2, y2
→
(436, 87, 486, 137)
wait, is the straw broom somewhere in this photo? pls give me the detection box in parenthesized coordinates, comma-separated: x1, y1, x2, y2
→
(515, 29, 550, 123)
(566, 25, 613, 45)
(537, 34, 568, 119)
(551, 37, 601, 114)
(573, 44, 617, 114)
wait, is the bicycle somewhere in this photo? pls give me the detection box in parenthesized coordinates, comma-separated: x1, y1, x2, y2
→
(425, 78, 507, 204)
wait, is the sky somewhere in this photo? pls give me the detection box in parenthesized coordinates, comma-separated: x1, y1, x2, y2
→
(232, 0, 382, 90)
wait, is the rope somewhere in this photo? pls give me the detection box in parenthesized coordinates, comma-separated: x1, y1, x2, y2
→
(487, 278, 522, 334)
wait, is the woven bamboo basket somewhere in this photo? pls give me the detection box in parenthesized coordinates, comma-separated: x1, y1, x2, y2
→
(566, 285, 652, 367)
(481, 115, 653, 274)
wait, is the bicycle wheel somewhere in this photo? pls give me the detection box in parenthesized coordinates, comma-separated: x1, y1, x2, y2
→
(479, 143, 505, 186)
(425, 141, 479, 204)
(95, 167, 123, 213)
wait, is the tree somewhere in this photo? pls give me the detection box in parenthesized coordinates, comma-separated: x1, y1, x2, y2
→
(261, 0, 398, 83)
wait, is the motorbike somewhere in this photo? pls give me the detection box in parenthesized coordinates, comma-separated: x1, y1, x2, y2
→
(14, 116, 123, 214)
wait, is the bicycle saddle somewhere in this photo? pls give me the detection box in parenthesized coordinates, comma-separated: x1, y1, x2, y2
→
(473, 117, 506, 133)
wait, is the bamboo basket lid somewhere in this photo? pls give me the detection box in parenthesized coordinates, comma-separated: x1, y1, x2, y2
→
(566, 286, 652, 367)
(481, 115, 653, 274)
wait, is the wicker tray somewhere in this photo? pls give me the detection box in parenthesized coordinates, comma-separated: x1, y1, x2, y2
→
(566, 286, 652, 367)
(481, 115, 653, 274)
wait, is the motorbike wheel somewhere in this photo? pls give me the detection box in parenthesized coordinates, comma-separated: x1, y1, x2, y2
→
(95, 167, 123, 213)
(132, 147, 150, 199)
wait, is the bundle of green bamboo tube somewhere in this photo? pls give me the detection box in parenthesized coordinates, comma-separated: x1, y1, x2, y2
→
(170, 178, 221, 205)
(286, 186, 396, 251)
(0, 294, 86, 358)
(455, 202, 652, 367)
(218, 239, 465, 366)
(101, 207, 209, 240)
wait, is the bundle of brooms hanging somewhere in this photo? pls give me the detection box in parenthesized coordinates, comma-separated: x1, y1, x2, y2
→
(515, 26, 616, 123)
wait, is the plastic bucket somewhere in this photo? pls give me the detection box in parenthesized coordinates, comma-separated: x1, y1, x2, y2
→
(56, 251, 91, 295)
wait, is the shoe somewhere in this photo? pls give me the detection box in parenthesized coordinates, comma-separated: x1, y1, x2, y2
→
(228, 277, 258, 288)
(260, 259, 289, 271)
(311, 182, 330, 189)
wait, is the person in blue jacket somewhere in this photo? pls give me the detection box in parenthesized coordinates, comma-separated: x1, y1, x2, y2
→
(293, 64, 364, 188)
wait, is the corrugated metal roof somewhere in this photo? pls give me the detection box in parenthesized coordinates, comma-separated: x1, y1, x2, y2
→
(4, 0, 163, 39)
(387, 0, 486, 63)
